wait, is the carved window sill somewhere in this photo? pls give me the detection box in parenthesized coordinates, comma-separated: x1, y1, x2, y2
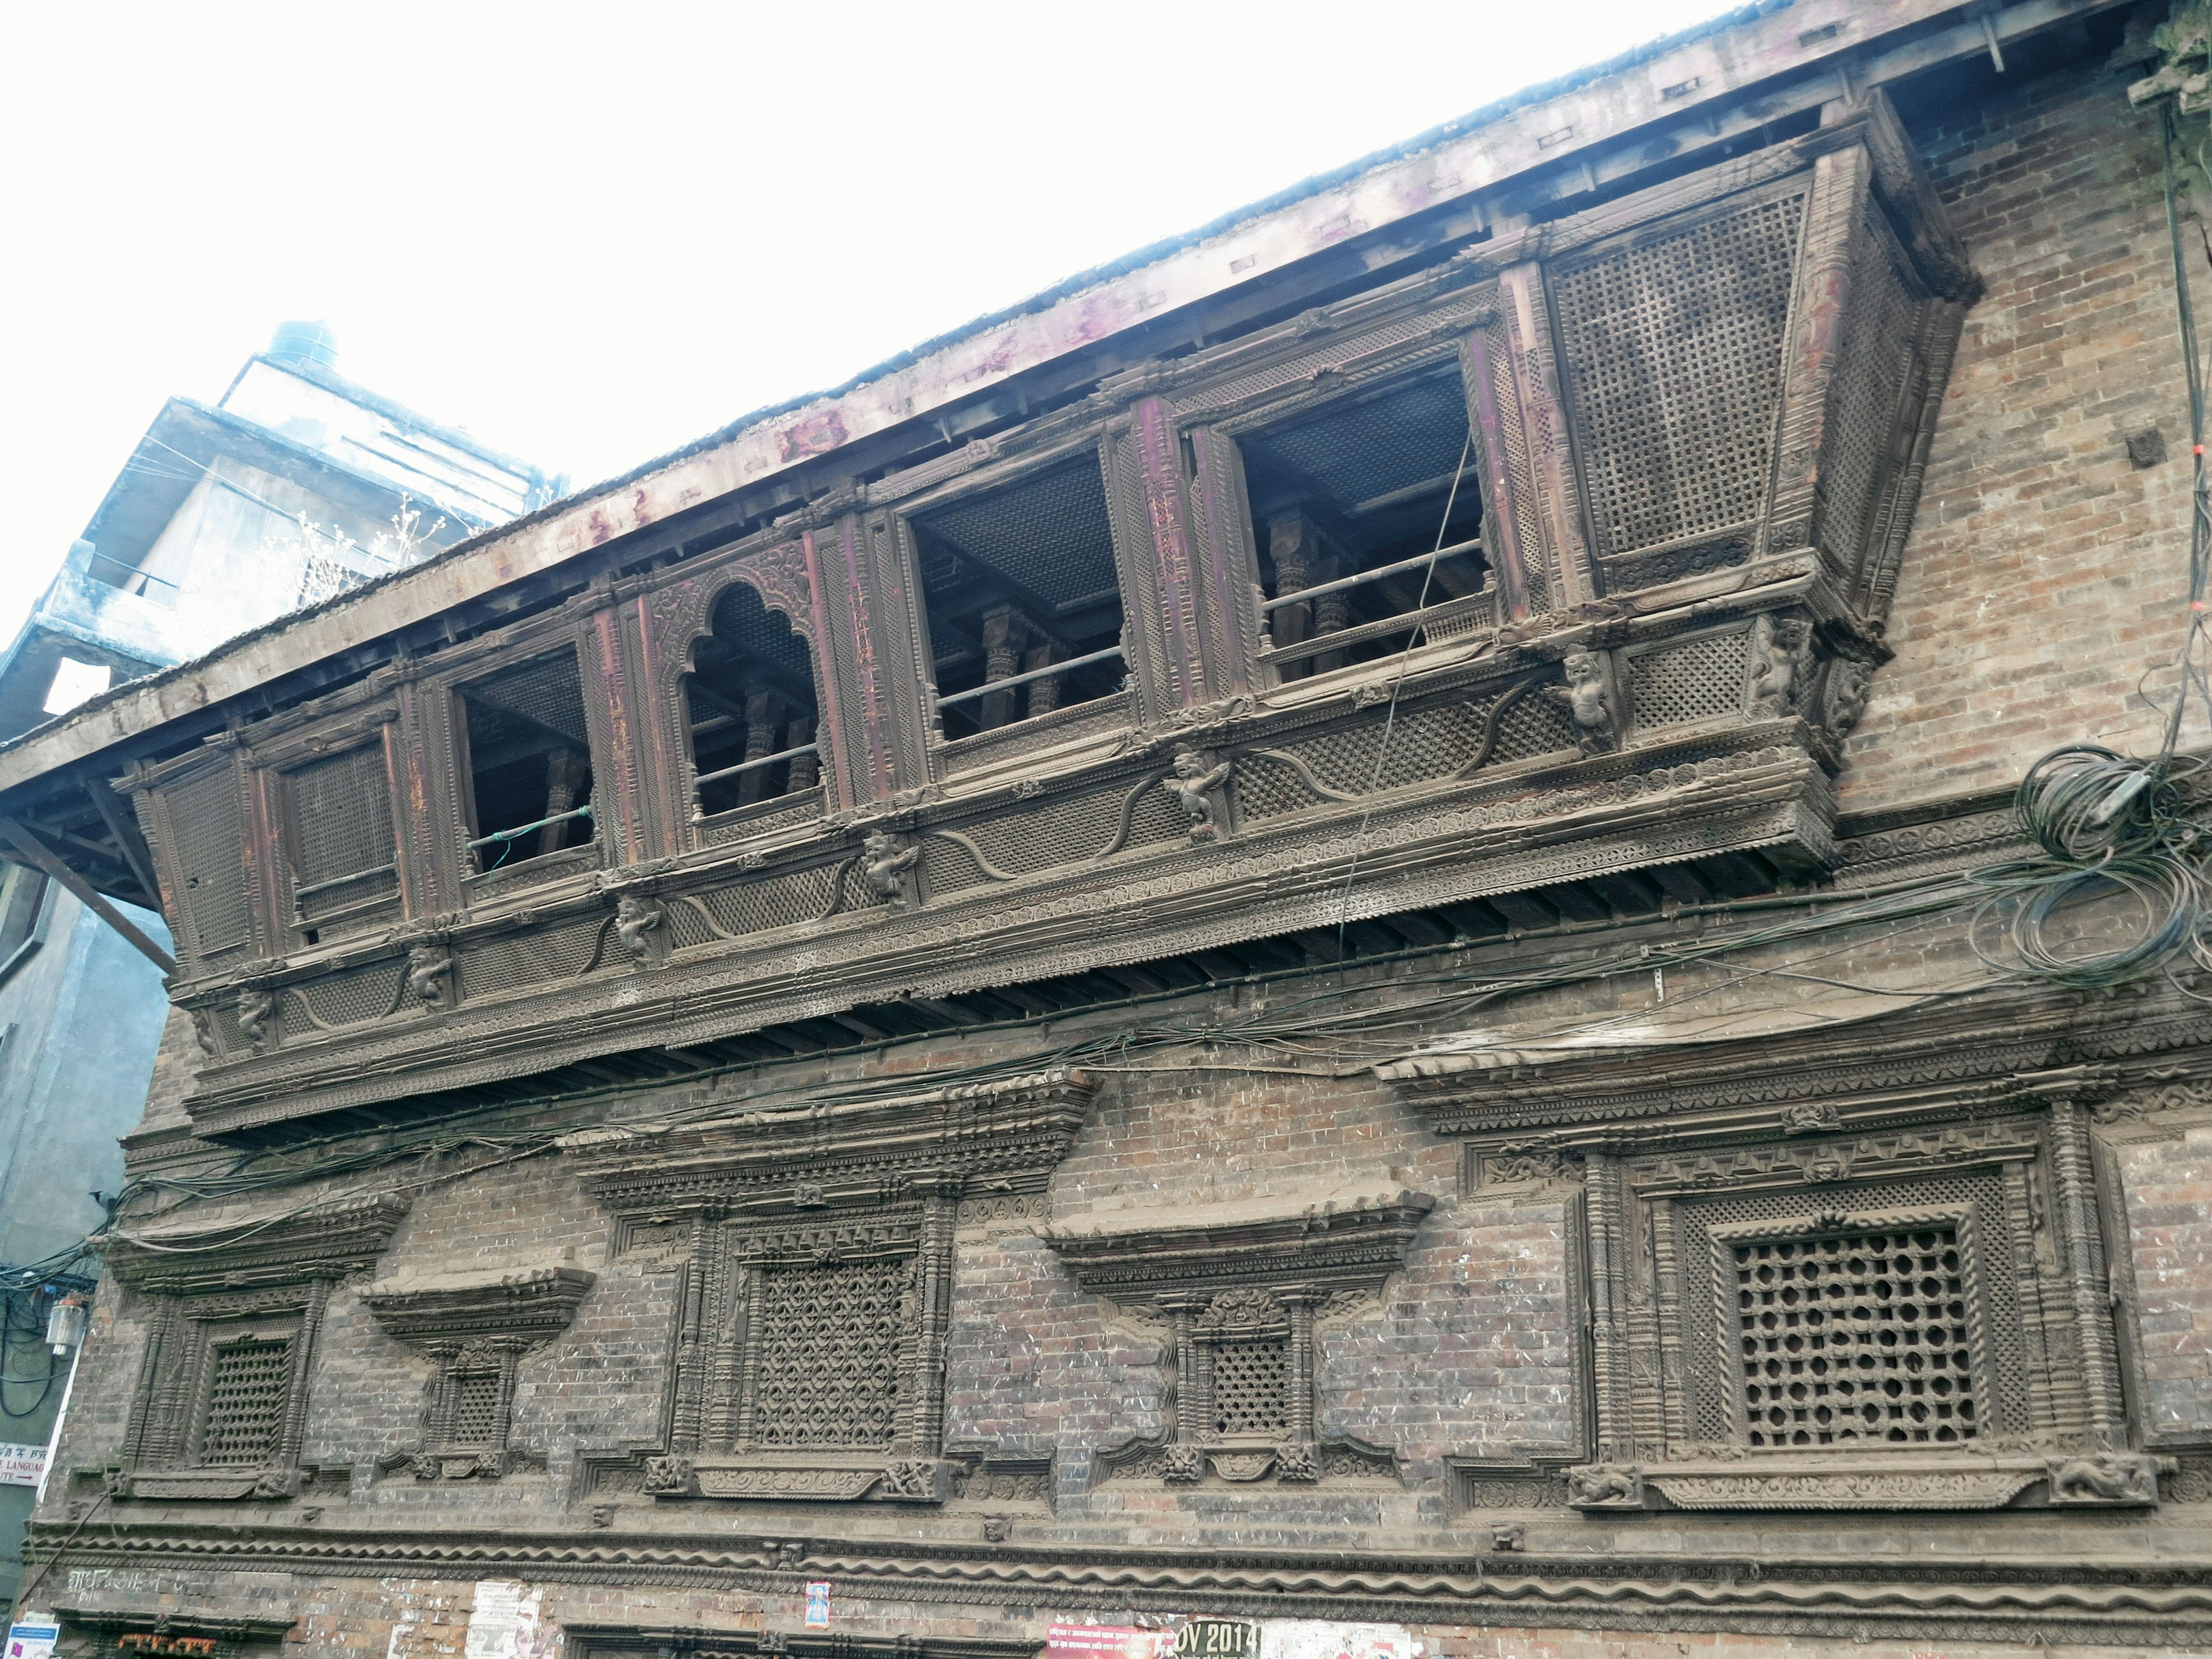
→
(109, 1467, 302, 1502)
(1097, 1436, 1398, 1488)
(1566, 1450, 2177, 1512)
(643, 1453, 953, 1503)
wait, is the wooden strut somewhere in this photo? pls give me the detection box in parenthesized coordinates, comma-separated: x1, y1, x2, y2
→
(0, 815, 176, 976)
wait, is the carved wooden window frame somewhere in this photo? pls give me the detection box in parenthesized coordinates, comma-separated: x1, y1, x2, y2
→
(1560, 1109, 2165, 1513)
(119, 1282, 325, 1501)
(260, 719, 407, 948)
(1041, 1188, 1434, 1489)
(448, 640, 607, 888)
(631, 541, 831, 853)
(640, 1200, 956, 1502)
(1190, 339, 1498, 693)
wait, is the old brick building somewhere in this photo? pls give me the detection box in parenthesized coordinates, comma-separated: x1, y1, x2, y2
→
(6, 2, 2211, 1654)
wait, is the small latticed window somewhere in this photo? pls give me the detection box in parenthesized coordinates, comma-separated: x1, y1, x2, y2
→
(687, 582, 821, 817)
(288, 741, 399, 932)
(1242, 361, 1486, 680)
(457, 650, 595, 873)
(914, 454, 1128, 740)
(198, 1336, 294, 1465)
(1736, 1227, 1978, 1448)
(1211, 1339, 1291, 1437)
(448, 1369, 502, 1448)
(749, 1256, 908, 1449)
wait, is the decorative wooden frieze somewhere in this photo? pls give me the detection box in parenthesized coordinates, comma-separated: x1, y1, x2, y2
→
(361, 1263, 595, 1483)
(570, 1066, 1093, 1505)
(1041, 1184, 1433, 1488)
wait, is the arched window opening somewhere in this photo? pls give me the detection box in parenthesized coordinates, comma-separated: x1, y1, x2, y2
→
(687, 582, 820, 818)
(1241, 361, 1486, 679)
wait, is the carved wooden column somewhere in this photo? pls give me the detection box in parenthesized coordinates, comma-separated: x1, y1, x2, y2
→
(1461, 265, 1594, 618)
(669, 1213, 716, 1455)
(387, 666, 468, 912)
(1583, 1152, 1637, 1463)
(2049, 1097, 2126, 1448)
(817, 506, 937, 806)
(1283, 1291, 1320, 1446)
(909, 1185, 959, 1457)
(1167, 1298, 1203, 1445)
(1105, 404, 1266, 718)
(576, 590, 644, 866)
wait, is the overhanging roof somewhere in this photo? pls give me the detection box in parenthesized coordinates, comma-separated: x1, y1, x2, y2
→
(0, 0, 2120, 804)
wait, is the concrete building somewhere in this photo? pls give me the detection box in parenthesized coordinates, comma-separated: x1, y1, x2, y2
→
(0, 327, 550, 1609)
(5, 5, 2212, 1655)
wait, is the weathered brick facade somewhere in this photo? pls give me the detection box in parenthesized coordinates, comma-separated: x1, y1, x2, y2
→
(10, 5, 2212, 1657)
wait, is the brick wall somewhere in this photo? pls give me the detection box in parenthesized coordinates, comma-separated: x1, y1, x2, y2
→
(1844, 47, 2210, 812)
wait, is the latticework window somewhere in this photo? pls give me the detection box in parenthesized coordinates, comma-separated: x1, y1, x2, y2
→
(1736, 1227, 1977, 1448)
(289, 743, 399, 925)
(750, 1256, 908, 1449)
(1552, 190, 1806, 557)
(197, 1337, 294, 1466)
(1211, 1339, 1291, 1437)
(448, 1370, 502, 1448)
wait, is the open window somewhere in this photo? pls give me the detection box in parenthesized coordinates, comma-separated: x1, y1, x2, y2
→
(456, 649, 595, 874)
(911, 452, 1127, 740)
(685, 582, 820, 818)
(1240, 361, 1486, 678)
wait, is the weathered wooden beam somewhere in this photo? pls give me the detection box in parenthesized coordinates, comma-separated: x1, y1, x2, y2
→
(0, 816, 175, 975)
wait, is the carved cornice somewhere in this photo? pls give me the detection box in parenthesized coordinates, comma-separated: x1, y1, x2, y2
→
(1039, 1186, 1435, 1299)
(98, 1191, 411, 1295)
(1375, 982, 2212, 1137)
(569, 1066, 1097, 1215)
(360, 1264, 596, 1346)
(28, 1522, 2212, 1648)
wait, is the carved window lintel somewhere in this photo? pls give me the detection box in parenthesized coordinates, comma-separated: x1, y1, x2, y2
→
(1044, 1184, 1433, 1488)
(361, 1263, 595, 1483)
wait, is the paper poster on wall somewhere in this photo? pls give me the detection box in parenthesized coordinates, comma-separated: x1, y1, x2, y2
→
(5, 1621, 58, 1659)
(464, 1581, 557, 1659)
(1258, 1621, 1413, 1659)
(1046, 1624, 1178, 1659)
(805, 1582, 832, 1628)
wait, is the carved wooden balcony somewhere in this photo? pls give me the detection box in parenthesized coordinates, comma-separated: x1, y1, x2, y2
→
(123, 101, 1972, 1142)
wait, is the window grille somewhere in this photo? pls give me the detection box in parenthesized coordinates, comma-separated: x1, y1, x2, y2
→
(448, 1369, 502, 1448)
(198, 1337, 294, 1465)
(1241, 362, 1486, 679)
(165, 767, 251, 956)
(290, 743, 399, 924)
(1552, 191, 1806, 558)
(1735, 1227, 1978, 1448)
(750, 1256, 908, 1449)
(1210, 1339, 1291, 1438)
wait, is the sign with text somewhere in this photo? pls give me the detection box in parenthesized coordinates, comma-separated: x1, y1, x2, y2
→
(0, 1443, 50, 1486)
(1047, 1627, 1178, 1659)
(5, 1621, 58, 1659)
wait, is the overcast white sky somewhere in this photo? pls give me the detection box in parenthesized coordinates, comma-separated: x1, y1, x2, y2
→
(0, 1, 1736, 645)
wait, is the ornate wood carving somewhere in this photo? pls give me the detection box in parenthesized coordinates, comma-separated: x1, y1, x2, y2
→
(362, 1263, 594, 1482)
(1040, 1185, 1432, 1487)
(99, 1192, 408, 1502)
(571, 1066, 1093, 1505)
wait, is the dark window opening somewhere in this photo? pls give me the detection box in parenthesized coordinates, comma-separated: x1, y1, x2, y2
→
(686, 582, 821, 817)
(912, 452, 1127, 740)
(458, 649, 595, 873)
(1241, 361, 1485, 678)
